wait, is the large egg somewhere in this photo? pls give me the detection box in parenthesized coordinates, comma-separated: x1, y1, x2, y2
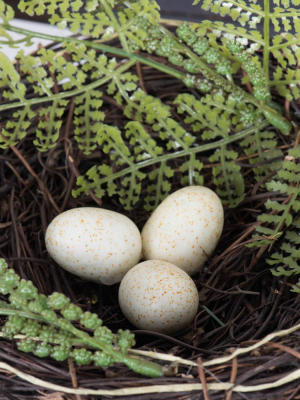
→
(45, 207, 142, 285)
(141, 186, 224, 276)
(119, 260, 199, 334)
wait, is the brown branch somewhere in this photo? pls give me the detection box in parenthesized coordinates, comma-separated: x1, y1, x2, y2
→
(197, 357, 210, 400)
(10, 146, 61, 214)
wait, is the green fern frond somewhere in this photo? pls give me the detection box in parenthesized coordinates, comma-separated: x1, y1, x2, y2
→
(0, 0, 294, 213)
(194, 0, 300, 99)
(0, 0, 14, 23)
(125, 121, 163, 161)
(98, 125, 134, 166)
(249, 148, 300, 290)
(180, 154, 204, 186)
(240, 130, 283, 184)
(18, 0, 83, 17)
(39, 48, 87, 90)
(35, 99, 69, 151)
(112, 84, 196, 151)
(119, 170, 146, 209)
(144, 161, 174, 211)
(0, 52, 26, 101)
(74, 89, 105, 155)
(0, 105, 35, 148)
(209, 145, 245, 207)
(107, 73, 139, 106)
(50, 7, 112, 37)
(175, 93, 233, 140)
(63, 42, 118, 80)
(17, 50, 54, 97)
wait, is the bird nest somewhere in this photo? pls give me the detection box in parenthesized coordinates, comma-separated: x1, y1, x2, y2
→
(1, 33, 300, 400)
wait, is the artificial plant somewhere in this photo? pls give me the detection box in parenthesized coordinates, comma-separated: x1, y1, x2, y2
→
(0, 0, 300, 367)
(0, 0, 297, 211)
(0, 258, 164, 377)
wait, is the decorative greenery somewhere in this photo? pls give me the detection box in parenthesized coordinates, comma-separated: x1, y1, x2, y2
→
(0, 258, 164, 377)
(0, 0, 296, 211)
(193, 0, 300, 100)
(248, 147, 300, 292)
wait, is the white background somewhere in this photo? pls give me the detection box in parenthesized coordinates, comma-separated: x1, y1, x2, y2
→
(2, 19, 72, 60)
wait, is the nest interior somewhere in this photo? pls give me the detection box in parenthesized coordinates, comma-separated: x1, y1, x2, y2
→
(1, 35, 300, 400)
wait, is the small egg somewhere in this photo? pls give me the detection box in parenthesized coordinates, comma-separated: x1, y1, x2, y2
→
(141, 186, 224, 276)
(45, 207, 142, 285)
(119, 260, 199, 334)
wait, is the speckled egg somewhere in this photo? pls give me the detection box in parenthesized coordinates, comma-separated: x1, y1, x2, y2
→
(141, 186, 224, 276)
(45, 207, 142, 285)
(119, 260, 199, 334)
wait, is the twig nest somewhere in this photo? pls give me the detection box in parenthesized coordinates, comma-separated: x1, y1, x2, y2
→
(141, 186, 224, 276)
(119, 260, 199, 334)
(45, 207, 142, 285)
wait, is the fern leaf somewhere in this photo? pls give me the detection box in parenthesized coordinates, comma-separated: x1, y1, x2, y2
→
(0, 105, 35, 148)
(249, 148, 300, 291)
(125, 121, 163, 161)
(63, 42, 117, 80)
(34, 99, 69, 151)
(74, 89, 105, 155)
(144, 161, 174, 211)
(107, 74, 139, 107)
(118, 0, 160, 48)
(240, 130, 283, 184)
(50, 9, 112, 38)
(194, 0, 300, 99)
(0, 0, 14, 23)
(112, 85, 196, 151)
(180, 154, 204, 186)
(17, 50, 54, 97)
(210, 145, 245, 207)
(38, 48, 86, 90)
(118, 170, 146, 210)
(193, 20, 264, 49)
(73, 135, 146, 210)
(0, 52, 26, 101)
(175, 93, 233, 140)
(18, 0, 83, 17)
(97, 125, 134, 166)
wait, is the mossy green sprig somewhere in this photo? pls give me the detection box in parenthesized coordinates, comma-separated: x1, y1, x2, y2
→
(0, 258, 163, 378)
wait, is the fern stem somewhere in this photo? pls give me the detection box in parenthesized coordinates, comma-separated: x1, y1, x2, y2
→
(0, 59, 136, 112)
(0, 307, 163, 377)
(1, 25, 292, 134)
(220, 144, 232, 203)
(159, 25, 234, 87)
(74, 121, 269, 194)
(100, 0, 130, 52)
(115, 76, 190, 151)
(188, 153, 196, 186)
(178, 97, 230, 139)
(269, 79, 300, 86)
(263, 0, 270, 82)
(0, 36, 32, 46)
(269, 40, 300, 51)
(219, 0, 263, 16)
(255, 129, 264, 161)
(2, 24, 185, 82)
(158, 25, 265, 112)
(155, 160, 166, 209)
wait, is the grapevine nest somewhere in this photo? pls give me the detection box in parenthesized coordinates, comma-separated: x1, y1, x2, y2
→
(1, 29, 300, 400)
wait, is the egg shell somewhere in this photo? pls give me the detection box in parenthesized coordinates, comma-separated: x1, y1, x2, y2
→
(141, 186, 224, 276)
(119, 260, 199, 334)
(45, 207, 142, 285)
